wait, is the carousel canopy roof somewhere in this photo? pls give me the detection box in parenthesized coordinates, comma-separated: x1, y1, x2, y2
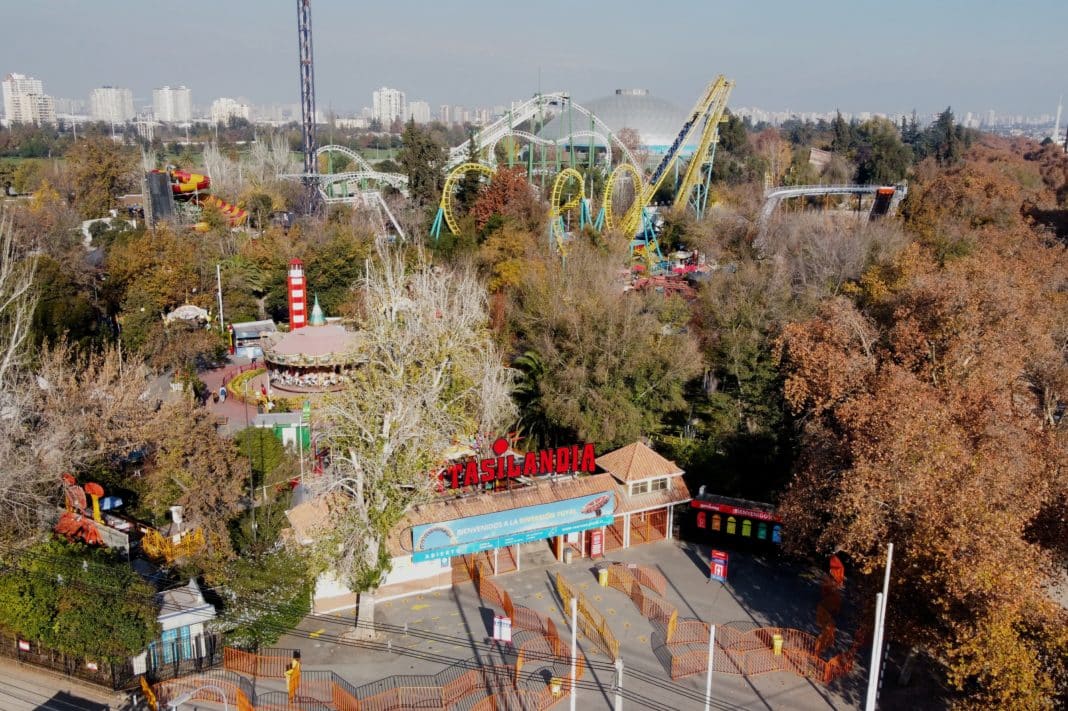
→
(264, 324, 363, 367)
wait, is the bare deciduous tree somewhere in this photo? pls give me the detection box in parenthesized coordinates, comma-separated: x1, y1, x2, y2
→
(303, 247, 515, 629)
(0, 210, 41, 536)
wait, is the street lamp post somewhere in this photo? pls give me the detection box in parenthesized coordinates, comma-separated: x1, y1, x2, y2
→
(168, 683, 230, 710)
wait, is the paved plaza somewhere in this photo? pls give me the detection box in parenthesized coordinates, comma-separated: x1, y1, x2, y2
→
(274, 539, 867, 710)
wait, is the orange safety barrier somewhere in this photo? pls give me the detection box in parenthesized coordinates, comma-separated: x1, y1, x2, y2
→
(224, 647, 297, 678)
(471, 695, 498, 711)
(555, 573, 620, 660)
(155, 674, 254, 709)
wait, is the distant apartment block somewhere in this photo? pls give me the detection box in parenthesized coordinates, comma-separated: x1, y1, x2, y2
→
(372, 86, 405, 127)
(153, 85, 192, 123)
(210, 97, 250, 124)
(2, 72, 56, 126)
(407, 100, 431, 124)
(89, 86, 135, 123)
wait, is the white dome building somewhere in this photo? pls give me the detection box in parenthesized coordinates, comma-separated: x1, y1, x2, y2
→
(538, 89, 695, 159)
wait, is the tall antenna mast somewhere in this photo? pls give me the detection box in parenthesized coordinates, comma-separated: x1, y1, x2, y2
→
(1054, 95, 1063, 146)
(297, 0, 321, 214)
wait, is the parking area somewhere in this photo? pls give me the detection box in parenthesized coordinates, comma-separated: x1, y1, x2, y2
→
(273, 538, 864, 709)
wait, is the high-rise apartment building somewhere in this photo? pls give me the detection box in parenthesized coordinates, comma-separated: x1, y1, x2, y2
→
(210, 97, 250, 124)
(438, 104, 451, 125)
(89, 86, 135, 123)
(153, 85, 192, 123)
(407, 100, 430, 124)
(2, 73, 56, 125)
(371, 87, 405, 127)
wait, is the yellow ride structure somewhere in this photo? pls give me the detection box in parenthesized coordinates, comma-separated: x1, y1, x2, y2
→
(548, 168, 585, 254)
(431, 162, 496, 239)
(430, 75, 734, 266)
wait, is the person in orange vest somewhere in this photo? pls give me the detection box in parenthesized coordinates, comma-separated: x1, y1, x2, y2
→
(284, 653, 301, 701)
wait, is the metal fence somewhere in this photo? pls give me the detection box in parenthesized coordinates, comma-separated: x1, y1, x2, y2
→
(0, 630, 223, 691)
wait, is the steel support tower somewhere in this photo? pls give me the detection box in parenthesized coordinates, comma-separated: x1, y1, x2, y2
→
(297, 0, 321, 213)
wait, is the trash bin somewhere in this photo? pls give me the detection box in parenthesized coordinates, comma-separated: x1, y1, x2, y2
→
(598, 567, 609, 587)
(772, 633, 784, 656)
(563, 547, 573, 564)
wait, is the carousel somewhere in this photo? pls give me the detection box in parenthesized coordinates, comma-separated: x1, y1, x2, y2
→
(262, 296, 363, 394)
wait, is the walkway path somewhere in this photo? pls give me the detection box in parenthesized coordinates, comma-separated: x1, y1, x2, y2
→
(0, 657, 120, 710)
(200, 358, 259, 436)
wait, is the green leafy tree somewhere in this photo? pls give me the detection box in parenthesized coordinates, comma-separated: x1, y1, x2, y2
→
(66, 136, 137, 218)
(831, 110, 852, 153)
(246, 192, 274, 232)
(454, 131, 483, 213)
(216, 549, 312, 651)
(397, 118, 447, 207)
(508, 244, 702, 448)
(0, 541, 160, 663)
(854, 117, 912, 184)
(718, 112, 750, 156)
(218, 498, 312, 650)
(927, 107, 963, 165)
(234, 426, 292, 487)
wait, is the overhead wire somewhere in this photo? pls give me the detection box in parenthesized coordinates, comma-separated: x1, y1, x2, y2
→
(0, 543, 732, 707)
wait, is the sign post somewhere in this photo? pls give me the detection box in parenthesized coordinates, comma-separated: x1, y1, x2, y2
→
(589, 529, 604, 558)
(299, 400, 311, 484)
(708, 550, 729, 584)
(493, 614, 513, 643)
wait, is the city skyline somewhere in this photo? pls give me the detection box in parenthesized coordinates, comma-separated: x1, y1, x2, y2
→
(1, 0, 1065, 118)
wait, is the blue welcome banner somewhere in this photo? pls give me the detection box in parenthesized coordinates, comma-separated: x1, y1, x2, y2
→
(411, 491, 617, 562)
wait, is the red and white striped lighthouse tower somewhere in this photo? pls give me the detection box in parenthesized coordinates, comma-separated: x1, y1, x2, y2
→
(287, 258, 308, 330)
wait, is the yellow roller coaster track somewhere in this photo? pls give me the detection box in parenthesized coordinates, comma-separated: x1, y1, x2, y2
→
(549, 168, 584, 253)
(674, 76, 734, 212)
(604, 163, 643, 233)
(440, 162, 496, 235)
(619, 74, 734, 236)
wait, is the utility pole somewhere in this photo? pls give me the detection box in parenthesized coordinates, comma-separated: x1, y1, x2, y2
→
(613, 657, 623, 711)
(703, 624, 715, 711)
(215, 263, 225, 333)
(570, 596, 578, 711)
(865, 543, 894, 711)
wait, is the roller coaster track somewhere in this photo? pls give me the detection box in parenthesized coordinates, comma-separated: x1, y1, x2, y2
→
(604, 163, 643, 233)
(486, 129, 619, 168)
(755, 182, 908, 250)
(620, 74, 734, 237)
(674, 76, 734, 218)
(432, 162, 497, 238)
(316, 144, 374, 173)
(318, 170, 410, 200)
(548, 168, 585, 254)
(450, 92, 640, 169)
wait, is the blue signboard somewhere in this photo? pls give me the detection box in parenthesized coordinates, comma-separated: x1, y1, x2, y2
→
(411, 491, 617, 562)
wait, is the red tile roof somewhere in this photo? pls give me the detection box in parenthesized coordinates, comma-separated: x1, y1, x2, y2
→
(595, 441, 683, 483)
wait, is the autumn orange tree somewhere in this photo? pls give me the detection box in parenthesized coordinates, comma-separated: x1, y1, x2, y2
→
(777, 215, 1068, 708)
(469, 166, 544, 234)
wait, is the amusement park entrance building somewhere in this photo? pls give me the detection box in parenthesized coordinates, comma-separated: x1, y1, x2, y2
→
(287, 441, 692, 612)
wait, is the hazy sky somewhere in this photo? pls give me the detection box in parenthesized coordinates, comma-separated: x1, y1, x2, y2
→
(2, 0, 1065, 116)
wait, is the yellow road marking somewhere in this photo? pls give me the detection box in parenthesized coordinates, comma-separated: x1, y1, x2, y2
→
(431, 616, 441, 621)
(309, 629, 325, 638)
(411, 604, 430, 611)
